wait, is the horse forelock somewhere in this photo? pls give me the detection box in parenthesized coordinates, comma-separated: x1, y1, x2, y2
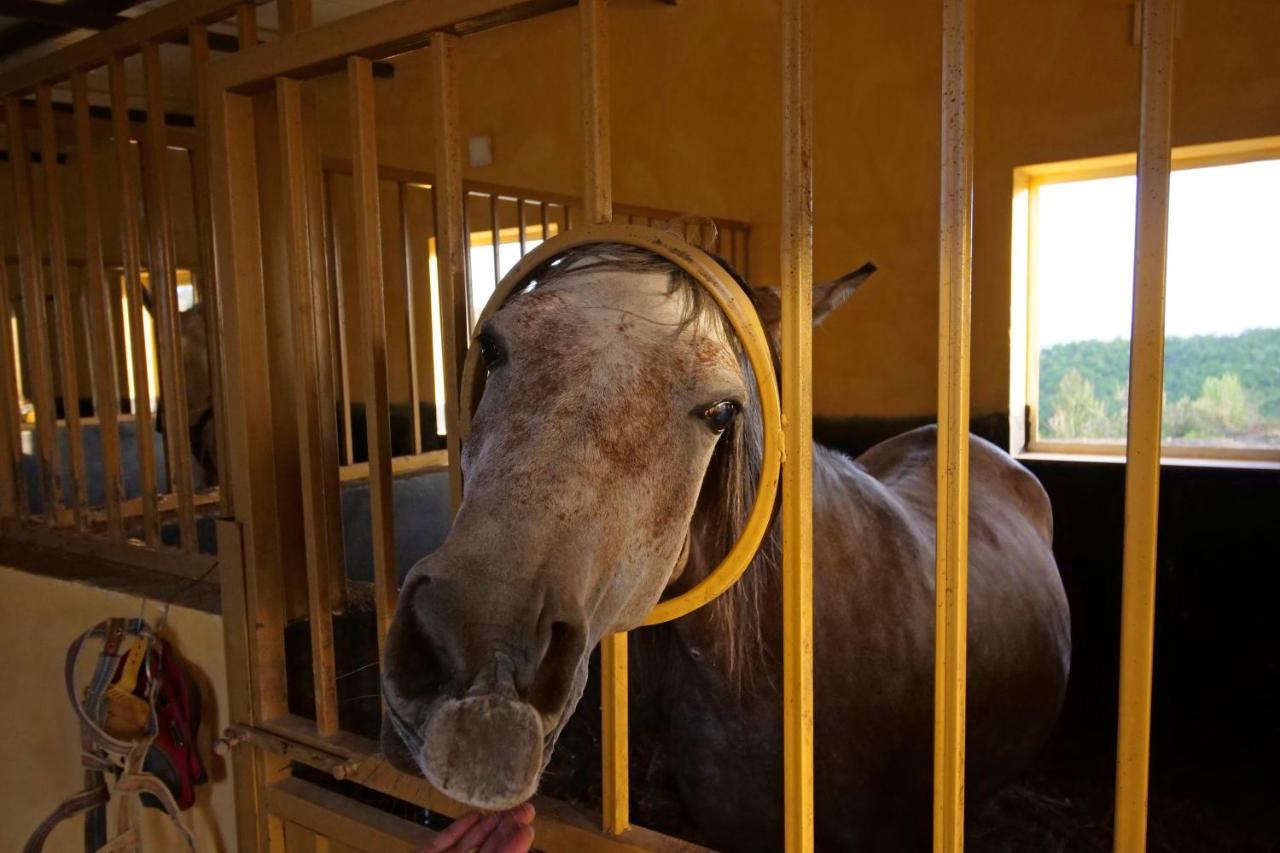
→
(524, 243, 778, 695)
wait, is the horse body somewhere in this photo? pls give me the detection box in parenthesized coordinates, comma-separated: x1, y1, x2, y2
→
(379, 245, 1071, 851)
(655, 431, 1069, 850)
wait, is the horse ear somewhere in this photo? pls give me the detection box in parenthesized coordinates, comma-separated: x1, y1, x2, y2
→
(750, 261, 876, 344)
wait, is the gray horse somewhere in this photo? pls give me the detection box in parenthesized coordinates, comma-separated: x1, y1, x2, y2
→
(376, 242, 1070, 850)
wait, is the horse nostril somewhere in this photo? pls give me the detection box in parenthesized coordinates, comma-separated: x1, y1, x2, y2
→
(383, 579, 448, 705)
(527, 620, 584, 715)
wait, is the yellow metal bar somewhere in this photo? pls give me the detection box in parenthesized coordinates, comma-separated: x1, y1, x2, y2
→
(429, 31, 467, 516)
(1114, 2, 1175, 850)
(780, 0, 814, 849)
(934, 1, 974, 850)
(579, 0, 627, 834)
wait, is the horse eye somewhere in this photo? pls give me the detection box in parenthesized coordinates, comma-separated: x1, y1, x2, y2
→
(701, 401, 740, 433)
(478, 333, 505, 370)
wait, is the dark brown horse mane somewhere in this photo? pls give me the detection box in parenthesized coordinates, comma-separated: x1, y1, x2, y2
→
(526, 243, 781, 693)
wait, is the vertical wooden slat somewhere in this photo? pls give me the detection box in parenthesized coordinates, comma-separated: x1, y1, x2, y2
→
(189, 23, 232, 503)
(35, 85, 89, 528)
(430, 32, 467, 516)
(516, 197, 528, 255)
(540, 201, 550, 243)
(349, 55, 397, 651)
(579, 0, 628, 836)
(489, 193, 501, 289)
(781, 0, 815, 849)
(1114, 2, 1175, 850)
(400, 183, 423, 455)
(72, 70, 126, 539)
(0, 224, 23, 517)
(141, 41, 198, 548)
(108, 56, 160, 545)
(325, 176, 357, 467)
(279, 76, 341, 737)
(934, 1, 974, 851)
(7, 96, 62, 524)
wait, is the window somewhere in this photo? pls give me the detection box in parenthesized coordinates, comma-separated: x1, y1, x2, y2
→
(1012, 138, 1280, 461)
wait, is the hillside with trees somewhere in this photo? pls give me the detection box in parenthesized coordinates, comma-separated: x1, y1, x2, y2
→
(1038, 328, 1280, 446)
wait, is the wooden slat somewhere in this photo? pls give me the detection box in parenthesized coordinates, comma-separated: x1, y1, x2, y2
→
(780, 0, 816, 849)
(0, 517, 220, 579)
(71, 71, 126, 539)
(517, 197, 528, 254)
(399, 182, 423, 455)
(0, 225, 24, 517)
(278, 76, 342, 737)
(268, 777, 433, 852)
(36, 85, 89, 529)
(430, 32, 467, 515)
(934, 1, 974, 851)
(141, 41, 198, 549)
(540, 201, 550, 243)
(188, 23, 232, 502)
(348, 56, 397, 652)
(489, 193, 501, 290)
(237, 2, 258, 46)
(109, 56, 160, 546)
(1114, 1, 1176, 850)
(6, 96, 62, 524)
(324, 174, 357, 466)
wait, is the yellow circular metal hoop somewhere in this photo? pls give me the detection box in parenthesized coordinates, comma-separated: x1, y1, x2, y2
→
(458, 224, 781, 627)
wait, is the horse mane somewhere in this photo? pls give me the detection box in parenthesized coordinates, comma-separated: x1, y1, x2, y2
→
(527, 243, 780, 694)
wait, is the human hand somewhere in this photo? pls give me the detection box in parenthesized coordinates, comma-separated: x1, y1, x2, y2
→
(422, 803, 535, 853)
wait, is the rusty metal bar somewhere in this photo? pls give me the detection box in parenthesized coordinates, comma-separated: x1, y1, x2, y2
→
(141, 41, 198, 549)
(108, 56, 160, 546)
(430, 31, 467, 516)
(1114, 2, 1175, 850)
(349, 55, 397, 651)
(934, 1, 974, 850)
(189, 22, 232, 501)
(36, 84, 90, 529)
(781, 0, 815, 849)
(72, 70, 126, 539)
(279, 76, 342, 736)
(400, 182, 424, 456)
(6, 96, 62, 525)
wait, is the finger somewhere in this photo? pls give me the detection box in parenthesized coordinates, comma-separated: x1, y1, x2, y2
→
(447, 812, 502, 852)
(423, 812, 482, 852)
(479, 818, 534, 853)
(508, 802, 535, 826)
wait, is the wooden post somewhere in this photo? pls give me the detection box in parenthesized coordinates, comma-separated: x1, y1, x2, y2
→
(1114, 1, 1175, 850)
(780, 0, 815, 849)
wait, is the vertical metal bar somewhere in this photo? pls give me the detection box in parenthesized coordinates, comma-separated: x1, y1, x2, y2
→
(0, 226, 23, 517)
(279, 76, 342, 737)
(108, 56, 160, 545)
(580, 0, 627, 835)
(72, 70, 126, 539)
(781, 0, 815, 849)
(36, 84, 89, 529)
(430, 32, 467, 516)
(349, 56, 397, 652)
(142, 40, 197, 549)
(489, 193, 501, 287)
(1114, 2, 1175, 850)
(400, 183, 423, 456)
(189, 22, 232, 501)
(6, 96, 62, 524)
(326, 176, 356, 467)
(934, 1, 974, 850)
(516, 197, 528, 255)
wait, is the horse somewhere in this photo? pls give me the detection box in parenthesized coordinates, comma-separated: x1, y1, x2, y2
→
(372, 241, 1069, 850)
